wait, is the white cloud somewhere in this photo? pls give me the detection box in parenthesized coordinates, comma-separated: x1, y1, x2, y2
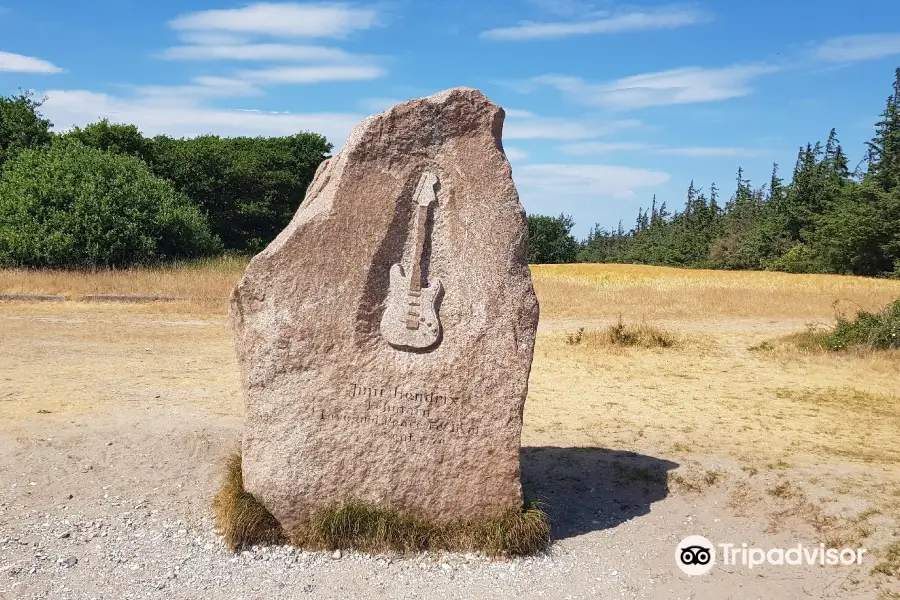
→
(480, 6, 708, 41)
(655, 146, 765, 157)
(529, 64, 780, 109)
(525, 0, 592, 17)
(503, 108, 538, 118)
(40, 89, 362, 144)
(176, 32, 253, 45)
(239, 64, 385, 84)
(160, 43, 353, 62)
(812, 33, 900, 63)
(133, 76, 265, 98)
(559, 141, 765, 157)
(0, 50, 63, 73)
(503, 111, 641, 140)
(360, 97, 405, 112)
(503, 146, 529, 161)
(170, 2, 379, 38)
(559, 141, 651, 154)
(515, 164, 670, 200)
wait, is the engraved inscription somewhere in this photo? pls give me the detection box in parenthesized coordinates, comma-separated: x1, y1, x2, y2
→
(311, 382, 479, 442)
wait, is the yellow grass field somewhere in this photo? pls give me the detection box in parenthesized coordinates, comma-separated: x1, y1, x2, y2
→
(2, 262, 899, 594)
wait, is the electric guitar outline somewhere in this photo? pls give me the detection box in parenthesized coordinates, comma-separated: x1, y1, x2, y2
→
(379, 171, 442, 350)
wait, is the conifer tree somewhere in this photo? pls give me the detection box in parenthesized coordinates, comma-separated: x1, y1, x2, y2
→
(866, 67, 900, 190)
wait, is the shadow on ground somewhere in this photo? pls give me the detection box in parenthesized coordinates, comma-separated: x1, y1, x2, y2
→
(521, 446, 679, 540)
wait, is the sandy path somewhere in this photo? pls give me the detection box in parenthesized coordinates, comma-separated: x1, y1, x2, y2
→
(1, 301, 897, 599)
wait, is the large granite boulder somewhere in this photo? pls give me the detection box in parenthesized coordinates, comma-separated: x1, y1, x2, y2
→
(229, 87, 540, 534)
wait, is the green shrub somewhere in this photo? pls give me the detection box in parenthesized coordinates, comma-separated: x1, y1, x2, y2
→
(0, 140, 221, 267)
(823, 299, 900, 350)
(767, 244, 829, 274)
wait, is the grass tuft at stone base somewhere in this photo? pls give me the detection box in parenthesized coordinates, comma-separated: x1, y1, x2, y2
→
(212, 453, 287, 551)
(213, 453, 551, 557)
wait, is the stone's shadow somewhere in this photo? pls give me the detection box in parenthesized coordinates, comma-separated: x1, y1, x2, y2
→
(520, 446, 679, 540)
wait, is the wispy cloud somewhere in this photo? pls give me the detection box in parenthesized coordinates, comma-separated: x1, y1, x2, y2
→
(527, 64, 780, 109)
(239, 64, 385, 84)
(0, 50, 64, 74)
(515, 164, 670, 199)
(503, 108, 538, 118)
(360, 97, 405, 112)
(656, 146, 766, 157)
(131, 76, 265, 98)
(559, 141, 767, 157)
(41, 89, 362, 144)
(503, 110, 641, 140)
(811, 33, 900, 63)
(157, 3, 386, 93)
(480, 5, 709, 41)
(525, 0, 593, 17)
(176, 32, 252, 46)
(160, 43, 353, 62)
(170, 2, 380, 39)
(503, 146, 529, 161)
(558, 141, 651, 154)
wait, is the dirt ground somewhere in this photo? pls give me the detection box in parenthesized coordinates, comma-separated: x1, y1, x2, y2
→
(1, 264, 899, 599)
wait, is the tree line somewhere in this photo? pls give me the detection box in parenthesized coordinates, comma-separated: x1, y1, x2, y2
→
(0, 91, 331, 267)
(528, 67, 900, 278)
(2, 66, 899, 275)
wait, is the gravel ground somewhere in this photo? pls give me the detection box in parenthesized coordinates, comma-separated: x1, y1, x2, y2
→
(0, 408, 886, 600)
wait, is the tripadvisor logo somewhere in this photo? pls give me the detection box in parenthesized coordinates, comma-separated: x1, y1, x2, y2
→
(676, 535, 715, 576)
(676, 535, 867, 575)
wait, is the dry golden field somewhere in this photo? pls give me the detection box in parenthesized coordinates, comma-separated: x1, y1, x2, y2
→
(2, 262, 899, 596)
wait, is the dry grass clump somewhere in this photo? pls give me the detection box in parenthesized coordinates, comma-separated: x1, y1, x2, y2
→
(750, 324, 833, 354)
(212, 454, 286, 551)
(213, 453, 550, 557)
(667, 469, 724, 493)
(297, 499, 550, 557)
(873, 541, 900, 577)
(564, 318, 679, 349)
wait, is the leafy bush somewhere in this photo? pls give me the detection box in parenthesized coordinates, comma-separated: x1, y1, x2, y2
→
(823, 299, 900, 350)
(0, 140, 221, 268)
(767, 244, 829, 274)
(0, 91, 52, 168)
(147, 133, 331, 253)
(527, 214, 579, 264)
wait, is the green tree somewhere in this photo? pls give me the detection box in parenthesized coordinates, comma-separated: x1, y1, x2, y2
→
(59, 119, 153, 163)
(147, 133, 332, 252)
(0, 91, 52, 169)
(866, 67, 900, 191)
(527, 214, 579, 263)
(810, 180, 900, 276)
(0, 140, 220, 267)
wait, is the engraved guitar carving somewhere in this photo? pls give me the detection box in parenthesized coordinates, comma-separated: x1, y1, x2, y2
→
(380, 172, 442, 350)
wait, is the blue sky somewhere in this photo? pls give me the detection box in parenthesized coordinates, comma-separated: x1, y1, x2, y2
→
(2, 1, 900, 237)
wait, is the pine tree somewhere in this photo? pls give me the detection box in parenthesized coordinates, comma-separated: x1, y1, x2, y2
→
(823, 128, 850, 184)
(709, 182, 720, 216)
(866, 67, 900, 190)
(768, 163, 784, 204)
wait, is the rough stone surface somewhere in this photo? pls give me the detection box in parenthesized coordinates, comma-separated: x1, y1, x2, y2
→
(229, 87, 540, 534)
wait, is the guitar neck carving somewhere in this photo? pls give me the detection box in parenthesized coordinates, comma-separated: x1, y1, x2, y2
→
(380, 171, 443, 350)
